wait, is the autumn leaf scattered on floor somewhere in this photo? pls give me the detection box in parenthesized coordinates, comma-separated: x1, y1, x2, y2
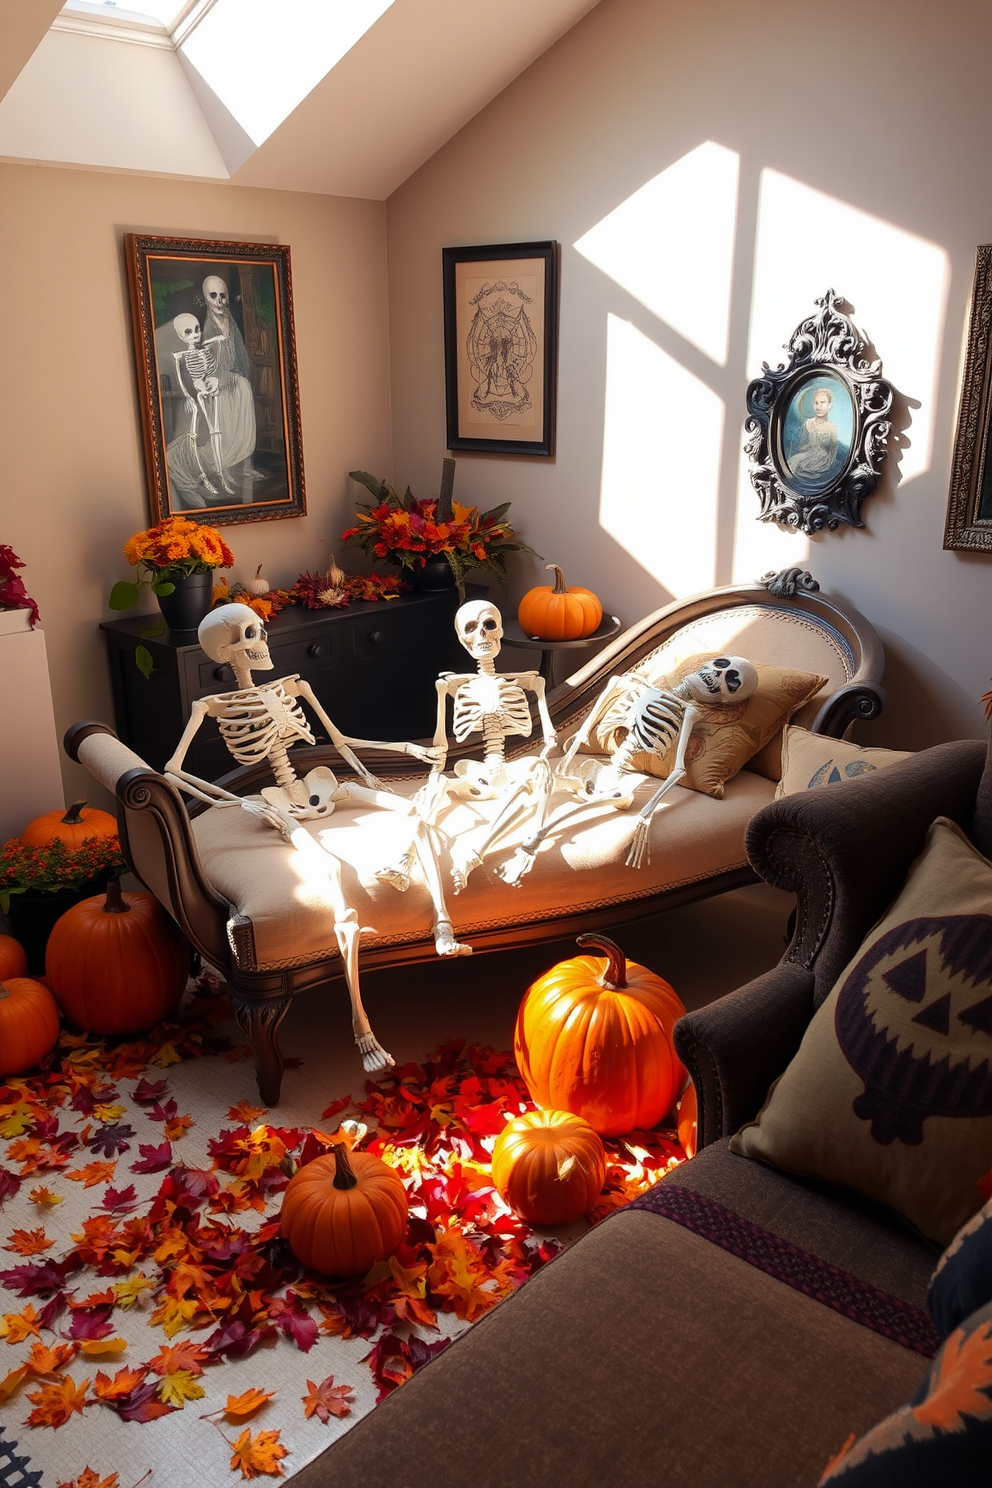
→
(302, 1374, 354, 1423)
(227, 1426, 289, 1480)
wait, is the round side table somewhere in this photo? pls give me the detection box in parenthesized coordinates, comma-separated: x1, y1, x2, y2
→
(500, 614, 622, 688)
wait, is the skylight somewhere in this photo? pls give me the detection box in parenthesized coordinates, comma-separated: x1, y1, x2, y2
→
(61, 0, 191, 28)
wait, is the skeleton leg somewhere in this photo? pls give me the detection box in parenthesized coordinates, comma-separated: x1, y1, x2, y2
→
(497, 775, 641, 883)
(199, 390, 236, 495)
(412, 820, 472, 956)
(283, 821, 393, 1072)
(183, 399, 217, 495)
(453, 758, 555, 891)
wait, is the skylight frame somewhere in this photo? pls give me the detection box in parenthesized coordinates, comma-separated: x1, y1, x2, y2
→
(55, 1, 215, 49)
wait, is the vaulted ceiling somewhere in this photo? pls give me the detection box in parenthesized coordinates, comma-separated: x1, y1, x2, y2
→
(0, 0, 601, 198)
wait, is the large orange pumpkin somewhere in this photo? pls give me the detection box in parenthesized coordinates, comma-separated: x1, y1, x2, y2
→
(517, 564, 603, 641)
(492, 1109, 606, 1226)
(0, 935, 29, 981)
(21, 800, 118, 850)
(515, 933, 686, 1137)
(45, 881, 188, 1034)
(676, 1081, 698, 1159)
(0, 976, 60, 1076)
(280, 1144, 408, 1276)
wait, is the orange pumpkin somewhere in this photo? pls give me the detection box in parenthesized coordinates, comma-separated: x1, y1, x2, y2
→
(21, 800, 118, 850)
(280, 1144, 408, 1276)
(492, 1109, 606, 1226)
(0, 935, 29, 981)
(0, 976, 60, 1076)
(515, 933, 686, 1137)
(676, 1081, 698, 1159)
(517, 564, 603, 641)
(45, 881, 188, 1035)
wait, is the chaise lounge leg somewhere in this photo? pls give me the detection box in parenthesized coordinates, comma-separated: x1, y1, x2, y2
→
(230, 992, 292, 1106)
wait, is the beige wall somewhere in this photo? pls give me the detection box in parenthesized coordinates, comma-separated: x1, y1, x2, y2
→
(0, 164, 391, 807)
(386, 0, 992, 750)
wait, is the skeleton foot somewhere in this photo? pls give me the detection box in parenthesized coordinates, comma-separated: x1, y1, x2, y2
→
(376, 844, 418, 893)
(450, 847, 482, 895)
(626, 818, 651, 870)
(435, 919, 472, 957)
(356, 1030, 394, 1072)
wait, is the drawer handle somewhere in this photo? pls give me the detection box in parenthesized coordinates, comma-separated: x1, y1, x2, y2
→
(213, 666, 228, 681)
(368, 630, 383, 645)
(307, 643, 324, 658)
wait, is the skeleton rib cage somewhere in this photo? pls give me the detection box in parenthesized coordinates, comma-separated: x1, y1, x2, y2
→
(211, 676, 316, 784)
(451, 674, 534, 752)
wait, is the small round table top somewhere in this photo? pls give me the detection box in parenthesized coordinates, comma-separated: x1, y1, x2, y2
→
(501, 613, 623, 652)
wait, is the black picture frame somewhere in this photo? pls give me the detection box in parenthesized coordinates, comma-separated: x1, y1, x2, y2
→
(744, 289, 893, 534)
(125, 233, 306, 528)
(945, 244, 992, 552)
(442, 240, 559, 457)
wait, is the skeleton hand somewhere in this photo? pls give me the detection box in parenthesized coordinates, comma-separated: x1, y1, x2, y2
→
(405, 742, 446, 764)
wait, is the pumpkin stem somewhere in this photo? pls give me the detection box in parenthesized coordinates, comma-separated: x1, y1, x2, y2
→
(102, 878, 130, 916)
(255, 564, 264, 580)
(62, 800, 88, 825)
(576, 932, 628, 990)
(0, 984, 9, 1001)
(332, 1142, 359, 1190)
(545, 563, 568, 594)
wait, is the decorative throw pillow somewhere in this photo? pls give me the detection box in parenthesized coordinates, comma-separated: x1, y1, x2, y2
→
(928, 1195, 992, 1338)
(775, 725, 914, 799)
(817, 1298, 992, 1485)
(731, 818, 992, 1247)
(570, 655, 828, 799)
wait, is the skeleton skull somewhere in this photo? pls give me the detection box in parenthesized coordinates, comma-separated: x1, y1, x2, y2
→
(456, 600, 503, 661)
(173, 312, 201, 348)
(202, 275, 229, 314)
(198, 603, 273, 671)
(684, 655, 758, 705)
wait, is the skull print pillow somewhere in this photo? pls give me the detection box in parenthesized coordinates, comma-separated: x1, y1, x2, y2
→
(732, 817, 992, 1247)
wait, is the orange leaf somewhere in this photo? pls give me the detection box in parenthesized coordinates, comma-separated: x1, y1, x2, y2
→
(93, 1366, 149, 1402)
(27, 1341, 78, 1377)
(3, 1227, 54, 1256)
(227, 1100, 267, 1123)
(914, 1320, 992, 1431)
(0, 1365, 28, 1403)
(55, 1470, 119, 1488)
(79, 1339, 128, 1358)
(25, 1374, 91, 1428)
(302, 1375, 353, 1423)
(67, 1162, 116, 1189)
(28, 1186, 63, 1207)
(221, 1388, 275, 1420)
(147, 1340, 208, 1377)
(229, 1427, 289, 1480)
(1, 1304, 42, 1344)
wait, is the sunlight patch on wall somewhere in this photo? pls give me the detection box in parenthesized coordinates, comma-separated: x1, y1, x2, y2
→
(574, 142, 739, 365)
(600, 315, 723, 597)
(180, 0, 394, 147)
(731, 170, 948, 583)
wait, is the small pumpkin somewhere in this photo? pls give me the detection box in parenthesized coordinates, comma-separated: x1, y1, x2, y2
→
(280, 1143, 408, 1276)
(517, 564, 603, 641)
(21, 800, 118, 850)
(248, 564, 270, 597)
(492, 1109, 606, 1226)
(45, 880, 188, 1035)
(0, 976, 60, 1077)
(676, 1081, 698, 1159)
(515, 933, 686, 1137)
(0, 935, 29, 981)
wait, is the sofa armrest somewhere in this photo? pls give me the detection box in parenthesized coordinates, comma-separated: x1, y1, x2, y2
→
(746, 738, 987, 1004)
(673, 962, 815, 1148)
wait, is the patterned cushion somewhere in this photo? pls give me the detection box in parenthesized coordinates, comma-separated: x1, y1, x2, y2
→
(818, 1298, 992, 1485)
(571, 655, 827, 798)
(731, 817, 992, 1247)
(775, 725, 914, 799)
(928, 1196, 992, 1338)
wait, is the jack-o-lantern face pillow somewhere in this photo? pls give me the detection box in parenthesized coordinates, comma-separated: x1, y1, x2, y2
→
(732, 818, 992, 1247)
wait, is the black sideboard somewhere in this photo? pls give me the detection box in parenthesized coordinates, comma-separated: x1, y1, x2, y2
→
(100, 589, 473, 781)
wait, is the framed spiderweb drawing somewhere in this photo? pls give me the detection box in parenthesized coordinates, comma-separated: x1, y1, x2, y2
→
(442, 241, 560, 456)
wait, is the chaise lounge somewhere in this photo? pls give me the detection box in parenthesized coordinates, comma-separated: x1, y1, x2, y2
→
(67, 572, 884, 1103)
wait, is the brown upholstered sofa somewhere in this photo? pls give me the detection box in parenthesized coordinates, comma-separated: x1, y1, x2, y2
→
(69, 575, 883, 1104)
(291, 737, 989, 1488)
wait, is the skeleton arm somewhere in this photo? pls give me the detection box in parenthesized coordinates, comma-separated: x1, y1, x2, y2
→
(556, 673, 633, 781)
(513, 671, 556, 754)
(164, 697, 282, 824)
(290, 679, 444, 789)
(624, 701, 700, 869)
(172, 352, 196, 412)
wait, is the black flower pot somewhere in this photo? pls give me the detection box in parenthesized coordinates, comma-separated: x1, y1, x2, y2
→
(6, 878, 111, 975)
(411, 556, 456, 592)
(157, 571, 214, 632)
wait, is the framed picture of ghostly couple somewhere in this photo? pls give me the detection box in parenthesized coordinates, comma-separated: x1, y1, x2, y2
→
(744, 288, 893, 535)
(442, 241, 560, 457)
(125, 234, 306, 527)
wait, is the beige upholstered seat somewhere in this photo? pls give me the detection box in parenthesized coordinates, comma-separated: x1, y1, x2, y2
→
(189, 769, 775, 972)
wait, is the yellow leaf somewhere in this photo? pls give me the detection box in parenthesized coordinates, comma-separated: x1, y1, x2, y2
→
(1, 1304, 41, 1344)
(112, 1274, 154, 1310)
(151, 1044, 181, 1067)
(221, 1388, 274, 1420)
(229, 1427, 288, 1480)
(156, 1369, 206, 1408)
(92, 1104, 127, 1124)
(0, 1104, 35, 1137)
(79, 1339, 128, 1357)
(0, 1365, 28, 1403)
(150, 1296, 198, 1338)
